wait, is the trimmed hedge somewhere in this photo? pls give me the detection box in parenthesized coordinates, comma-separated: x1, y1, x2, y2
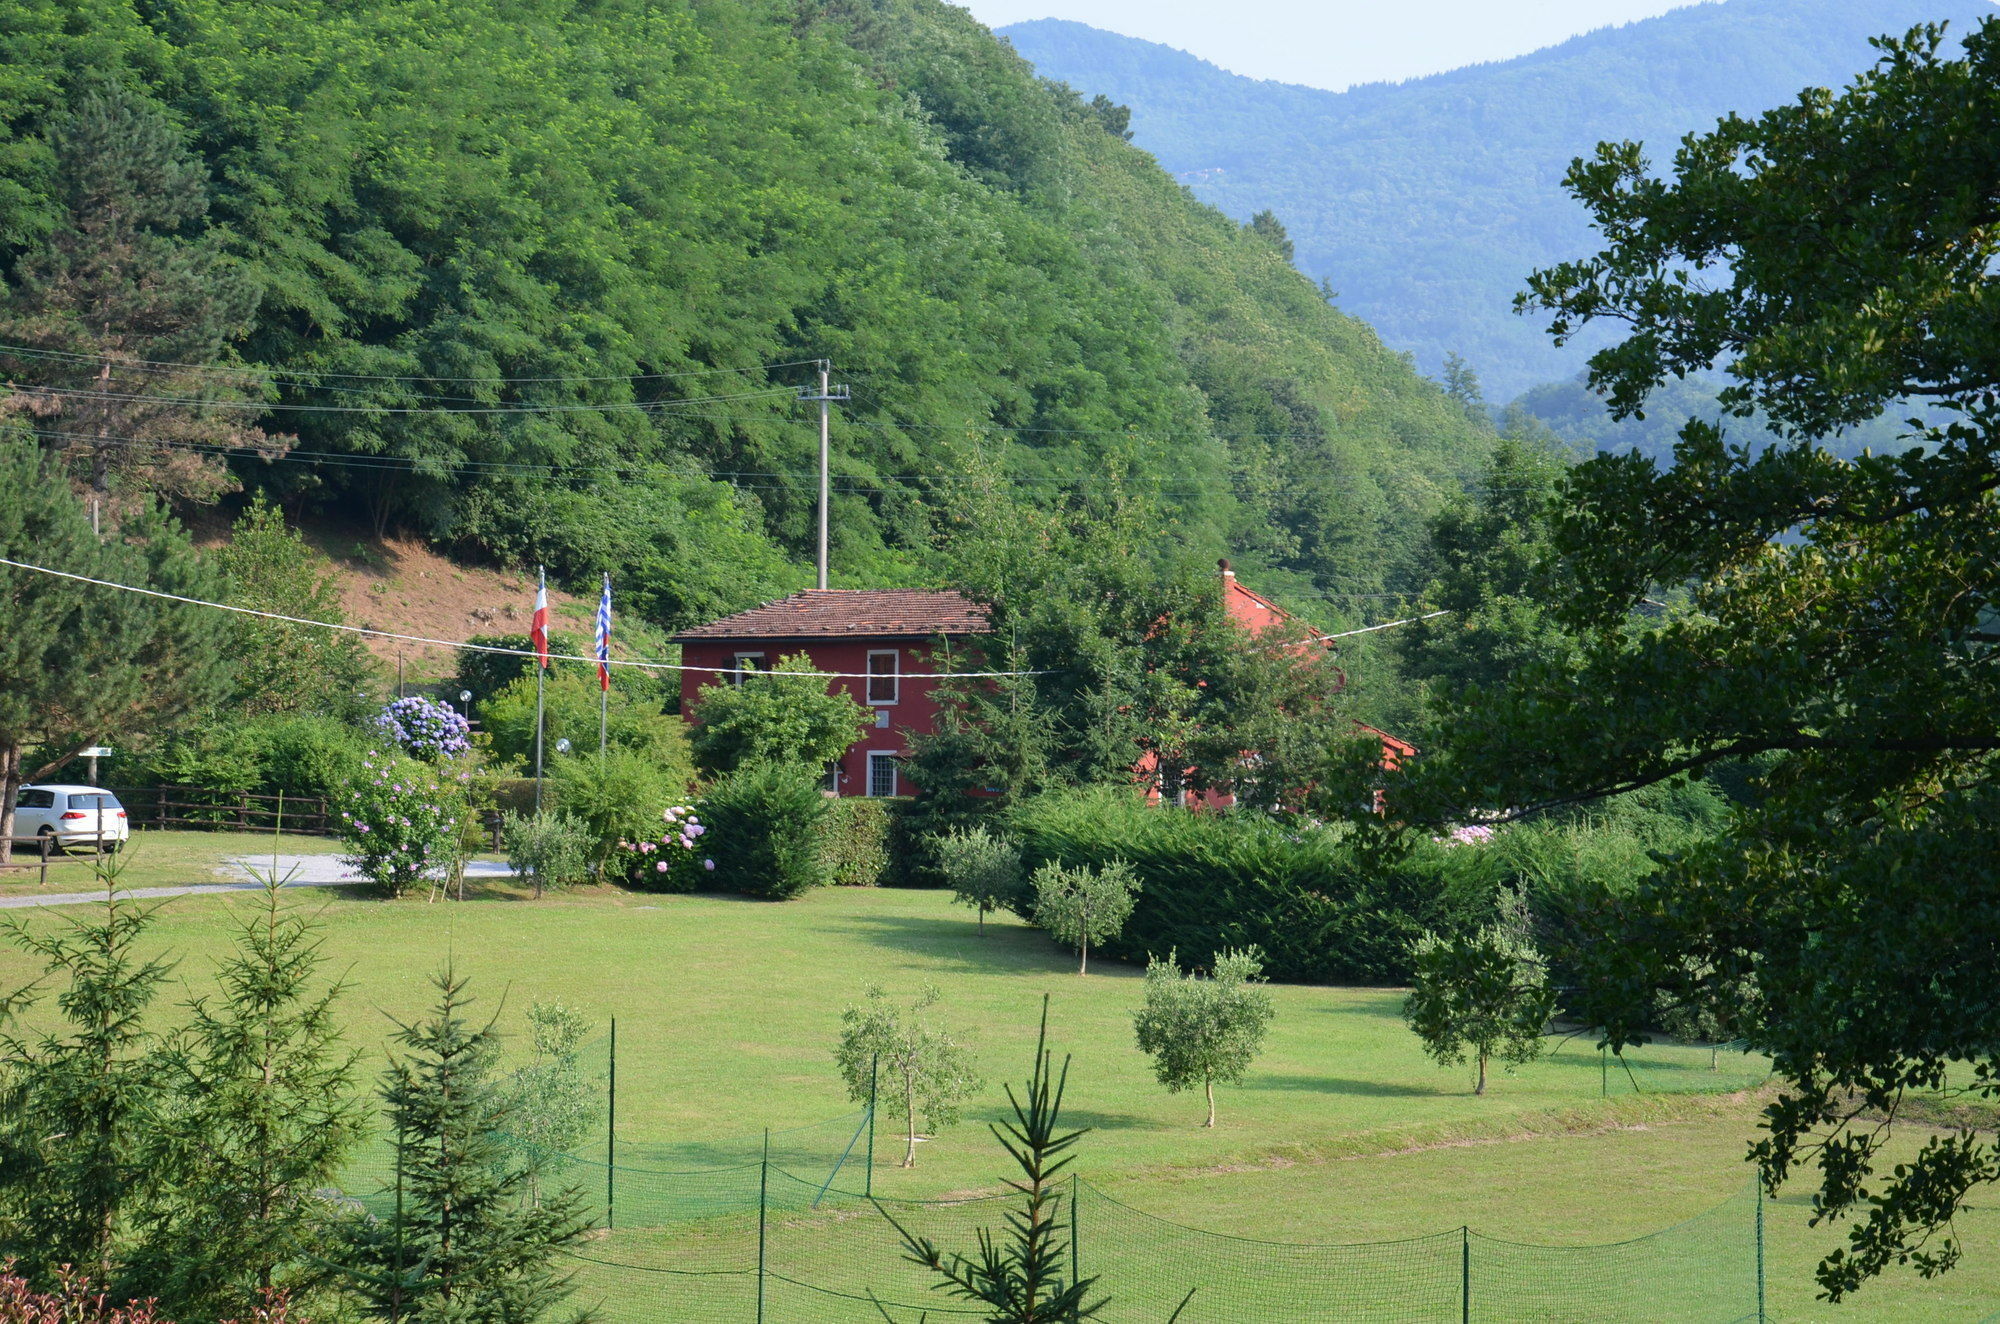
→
(824, 796, 891, 887)
(1009, 789, 1491, 985)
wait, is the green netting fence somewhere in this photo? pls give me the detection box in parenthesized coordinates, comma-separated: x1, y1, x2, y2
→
(552, 1172, 1769, 1321)
(331, 1029, 1776, 1320)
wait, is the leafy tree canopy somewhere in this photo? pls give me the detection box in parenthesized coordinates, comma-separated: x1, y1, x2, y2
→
(1405, 18, 2000, 1297)
(685, 652, 871, 779)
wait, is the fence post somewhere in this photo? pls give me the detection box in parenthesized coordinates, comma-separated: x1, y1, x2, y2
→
(866, 1054, 878, 1199)
(1070, 1172, 1082, 1300)
(1460, 1225, 1470, 1324)
(38, 832, 50, 887)
(756, 1130, 770, 1324)
(237, 792, 249, 830)
(1755, 1179, 1766, 1323)
(1600, 1044, 1607, 1098)
(606, 1017, 617, 1231)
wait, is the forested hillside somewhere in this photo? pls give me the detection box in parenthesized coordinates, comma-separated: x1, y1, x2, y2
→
(0, 0, 1489, 631)
(1002, 0, 1998, 397)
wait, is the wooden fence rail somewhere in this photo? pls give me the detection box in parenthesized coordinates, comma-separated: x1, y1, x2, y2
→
(102, 788, 508, 850)
(107, 787, 337, 837)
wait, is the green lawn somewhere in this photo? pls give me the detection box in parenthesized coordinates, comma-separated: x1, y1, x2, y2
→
(0, 839, 1991, 1321)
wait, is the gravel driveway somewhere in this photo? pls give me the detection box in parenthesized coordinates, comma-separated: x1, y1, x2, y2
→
(0, 854, 517, 910)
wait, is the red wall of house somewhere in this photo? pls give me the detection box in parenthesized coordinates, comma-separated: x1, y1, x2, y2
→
(678, 639, 950, 797)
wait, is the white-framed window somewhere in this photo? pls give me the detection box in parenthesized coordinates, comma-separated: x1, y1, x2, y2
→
(867, 751, 901, 798)
(866, 650, 899, 705)
(729, 652, 765, 687)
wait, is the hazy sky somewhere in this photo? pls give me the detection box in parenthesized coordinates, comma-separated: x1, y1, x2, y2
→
(959, 0, 1710, 90)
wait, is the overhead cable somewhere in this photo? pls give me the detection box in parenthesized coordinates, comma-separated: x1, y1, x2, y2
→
(0, 340, 824, 386)
(13, 427, 1556, 498)
(0, 556, 1055, 681)
(1322, 610, 1452, 638)
(6, 383, 800, 415)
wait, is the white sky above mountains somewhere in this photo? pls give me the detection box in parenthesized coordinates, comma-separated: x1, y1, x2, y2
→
(961, 0, 1709, 90)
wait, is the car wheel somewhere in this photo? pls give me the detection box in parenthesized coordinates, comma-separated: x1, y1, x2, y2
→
(36, 826, 60, 856)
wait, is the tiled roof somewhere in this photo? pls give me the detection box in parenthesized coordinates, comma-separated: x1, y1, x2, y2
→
(671, 589, 990, 642)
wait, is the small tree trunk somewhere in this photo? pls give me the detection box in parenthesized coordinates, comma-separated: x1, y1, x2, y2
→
(1475, 1050, 1488, 1096)
(903, 1089, 918, 1168)
(1079, 936, 1088, 976)
(0, 742, 19, 866)
(1204, 1077, 1215, 1128)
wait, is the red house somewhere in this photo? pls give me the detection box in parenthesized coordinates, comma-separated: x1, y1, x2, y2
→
(672, 565, 1413, 799)
(672, 589, 989, 797)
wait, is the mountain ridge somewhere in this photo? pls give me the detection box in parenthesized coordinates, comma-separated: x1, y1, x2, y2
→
(1002, 0, 1998, 397)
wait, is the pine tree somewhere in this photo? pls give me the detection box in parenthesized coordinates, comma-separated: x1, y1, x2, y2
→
(0, 76, 274, 501)
(1246, 209, 1294, 262)
(337, 969, 591, 1323)
(0, 860, 171, 1286)
(1439, 352, 1487, 426)
(131, 871, 366, 1320)
(0, 443, 233, 864)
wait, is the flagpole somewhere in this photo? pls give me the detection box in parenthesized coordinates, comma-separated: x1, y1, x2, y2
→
(533, 565, 547, 815)
(598, 573, 610, 759)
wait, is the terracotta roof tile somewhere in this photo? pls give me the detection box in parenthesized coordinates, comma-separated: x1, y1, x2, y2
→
(671, 589, 990, 642)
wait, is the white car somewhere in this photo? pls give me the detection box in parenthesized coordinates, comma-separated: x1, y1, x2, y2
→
(9, 784, 129, 852)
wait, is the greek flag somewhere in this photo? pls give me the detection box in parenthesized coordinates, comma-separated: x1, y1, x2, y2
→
(594, 574, 612, 692)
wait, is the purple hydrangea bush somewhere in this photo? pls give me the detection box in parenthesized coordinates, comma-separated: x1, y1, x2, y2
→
(336, 751, 470, 897)
(611, 803, 714, 892)
(373, 695, 472, 762)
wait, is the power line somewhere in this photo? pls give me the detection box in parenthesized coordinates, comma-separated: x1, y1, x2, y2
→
(12, 426, 1556, 499)
(0, 340, 824, 387)
(1322, 610, 1451, 639)
(0, 555, 1055, 681)
(6, 383, 801, 415)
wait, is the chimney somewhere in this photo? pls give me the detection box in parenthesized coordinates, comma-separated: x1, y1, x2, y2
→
(1218, 557, 1235, 587)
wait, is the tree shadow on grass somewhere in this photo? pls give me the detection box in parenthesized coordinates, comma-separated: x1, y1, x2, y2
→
(1239, 1073, 1447, 1099)
(959, 1104, 1152, 1134)
(821, 911, 1107, 977)
(1318, 997, 1412, 1021)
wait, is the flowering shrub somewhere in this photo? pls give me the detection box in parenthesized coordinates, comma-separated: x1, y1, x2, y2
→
(1437, 825, 1496, 847)
(335, 751, 469, 897)
(0, 1261, 303, 1322)
(372, 696, 472, 762)
(611, 803, 714, 892)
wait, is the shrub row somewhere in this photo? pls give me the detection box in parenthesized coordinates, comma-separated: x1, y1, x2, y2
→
(1009, 789, 1493, 985)
(616, 766, 898, 899)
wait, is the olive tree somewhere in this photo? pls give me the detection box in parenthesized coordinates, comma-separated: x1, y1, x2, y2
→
(1132, 948, 1276, 1128)
(1401, 920, 1555, 1096)
(938, 827, 1025, 931)
(833, 985, 981, 1169)
(1030, 861, 1139, 975)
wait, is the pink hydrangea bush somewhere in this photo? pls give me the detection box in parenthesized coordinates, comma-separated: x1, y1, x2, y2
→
(334, 751, 470, 897)
(610, 803, 714, 892)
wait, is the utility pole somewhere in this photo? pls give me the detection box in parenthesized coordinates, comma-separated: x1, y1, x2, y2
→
(798, 361, 849, 591)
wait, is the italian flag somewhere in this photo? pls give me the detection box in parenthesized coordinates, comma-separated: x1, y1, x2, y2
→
(531, 567, 550, 669)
